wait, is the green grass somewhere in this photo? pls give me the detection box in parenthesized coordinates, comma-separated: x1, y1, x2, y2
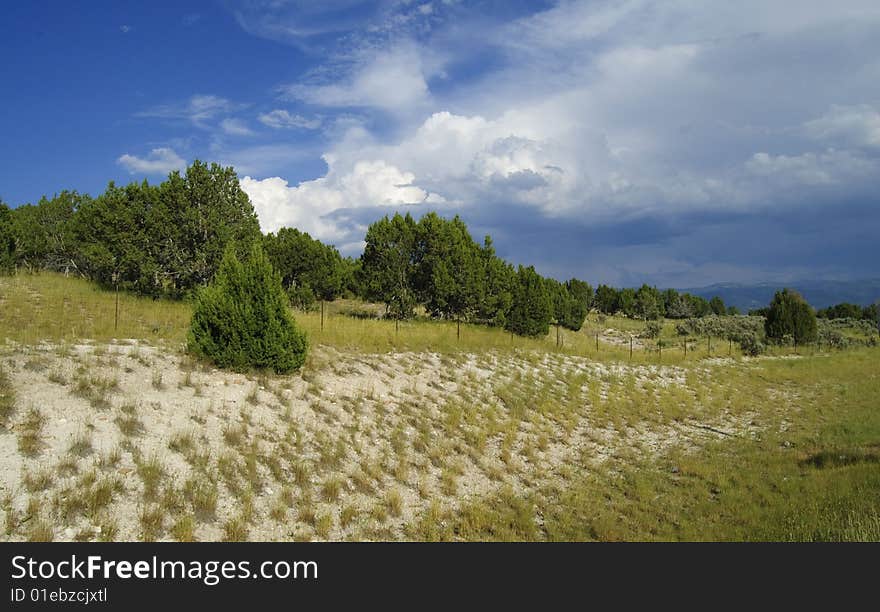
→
(0, 272, 693, 361)
(3, 273, 879, 542)
(0, 364, 15, 424)
(6, 273, 870, 363)
(0, 273, 189, 345)
(406, 348, 880, 541)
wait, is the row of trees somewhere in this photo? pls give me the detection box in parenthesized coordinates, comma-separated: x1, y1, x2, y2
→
(262, 227, 354, 310)
(593, 284, 733, 320)
(817, 302, 879, 322)
(0, 162, 261, 298)
(3, 160, 877, 343)
(358, 212, 590, 337)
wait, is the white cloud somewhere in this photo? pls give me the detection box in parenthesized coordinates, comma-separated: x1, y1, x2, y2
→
(745, 149, 878, 186)
(137, 95, 237, 127)
(240, 158, 442, 241)
(231, 1, 445, 49)
(258, 109, 322, 130)
(220, 118, 255, 136)
(117, 148, 186, 175)
(283, 43, 432, 112)
(804, 104, 880, 148)
(235, 0, 880, 283)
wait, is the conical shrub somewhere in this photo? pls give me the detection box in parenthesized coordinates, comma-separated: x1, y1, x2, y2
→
(188, 243, 308, 373)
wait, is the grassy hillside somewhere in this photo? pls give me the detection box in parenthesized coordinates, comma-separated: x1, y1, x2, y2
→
(1, 273, 878, 541)
(0, 272, 716, 363)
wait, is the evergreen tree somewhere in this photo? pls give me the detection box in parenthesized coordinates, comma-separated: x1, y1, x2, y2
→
(562, 278, 591, 331)
(817, 303, 864, 320)
(188, 243, 307, 374)
(476, 236, 514, 326)
(505, 265, 551, 337)
(594, 284, 619, 314)
(10, 191, 84, 273)
(618, 287, 637, 317)
(151, 161, 260, 297)
(263, 227, 346, 303)
(764, 288, 817, 344)
(360, 213, 419, 319)
(635, 284, 662, 320)
(709, 295, 726, 316)
(414, 214, 484, 333)
(543, 277, 569, 327)
(75, 181, 159, 294)
(685, 293, 711, 317)
(0, 202, 15, 272)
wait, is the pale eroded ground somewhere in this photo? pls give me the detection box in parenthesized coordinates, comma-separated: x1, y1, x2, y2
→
(0, 341, 776, 541)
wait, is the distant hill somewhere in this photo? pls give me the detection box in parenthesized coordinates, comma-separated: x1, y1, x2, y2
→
(680, 279, 880, 312)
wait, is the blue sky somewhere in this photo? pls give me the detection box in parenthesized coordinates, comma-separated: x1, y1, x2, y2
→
(3, 1, 880, 288)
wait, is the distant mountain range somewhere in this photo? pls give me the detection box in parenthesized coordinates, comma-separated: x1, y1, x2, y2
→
(680, 279, 880, 312)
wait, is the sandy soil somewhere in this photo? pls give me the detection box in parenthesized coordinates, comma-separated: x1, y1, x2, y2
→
(0, 340, 766, 541)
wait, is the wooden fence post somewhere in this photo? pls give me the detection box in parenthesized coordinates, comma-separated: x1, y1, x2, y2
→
(113, 272, 119, 332)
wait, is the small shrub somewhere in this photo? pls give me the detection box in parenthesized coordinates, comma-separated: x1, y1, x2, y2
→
(765, 289, 817, 344)
(188, 244, 308, 374)
(640, 320, 663, 339)
(818, 328, 849, 349)
(737, 333, 766, 357)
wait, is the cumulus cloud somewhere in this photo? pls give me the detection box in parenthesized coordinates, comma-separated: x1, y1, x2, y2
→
(117, 148, 186, 175)
(235, 0, 880, 284)
(258, 109, 322, 130)
(240, 157, 442, 243)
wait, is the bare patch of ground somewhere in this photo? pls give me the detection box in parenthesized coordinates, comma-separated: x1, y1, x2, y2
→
(0, 341, 775, 542)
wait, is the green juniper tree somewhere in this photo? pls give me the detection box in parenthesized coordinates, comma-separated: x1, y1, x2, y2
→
(263, 226, 347, 314)
(505, 265, 551, 337)
(563, 278, 592, 331)
(476, 236, 514, 327)
(594, 284, 619, 315)
(360, 212, 419, 320)
(709, 295, 726, 316)
(0, 201, 15, 272)
(414, 214, 484, 338)
(75, 181, 159, 294)
(152, 161, 261, 297)
(188, 243, 307, 374)
(764, 288, 818, 345)
(634, 284, 663, 320)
